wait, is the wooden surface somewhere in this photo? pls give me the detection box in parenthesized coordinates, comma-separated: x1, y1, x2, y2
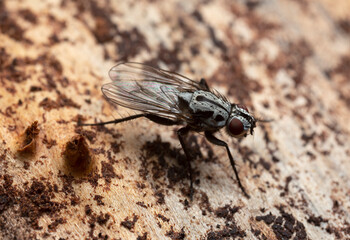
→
(1, 0, 350, 239)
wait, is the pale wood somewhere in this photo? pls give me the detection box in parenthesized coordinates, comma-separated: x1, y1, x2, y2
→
(1, 0, 350, 239)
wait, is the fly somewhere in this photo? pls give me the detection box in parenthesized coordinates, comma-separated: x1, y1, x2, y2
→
(80, 62, 259, 198)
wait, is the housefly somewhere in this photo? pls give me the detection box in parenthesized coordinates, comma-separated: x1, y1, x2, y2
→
(80, 62, 258, 198)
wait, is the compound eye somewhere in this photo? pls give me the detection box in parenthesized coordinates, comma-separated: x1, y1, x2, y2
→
(228, 118, 245, 136)
(237, 104, 249, 112)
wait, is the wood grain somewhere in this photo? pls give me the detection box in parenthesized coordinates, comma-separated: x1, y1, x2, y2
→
(1, 0, 350, 239)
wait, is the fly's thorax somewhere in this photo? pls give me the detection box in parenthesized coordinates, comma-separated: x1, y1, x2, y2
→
(184, 90, 231, 129)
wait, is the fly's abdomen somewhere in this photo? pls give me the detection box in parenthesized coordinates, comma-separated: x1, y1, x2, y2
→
(188, 90, 230, 129)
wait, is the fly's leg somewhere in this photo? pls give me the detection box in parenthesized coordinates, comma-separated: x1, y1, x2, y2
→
(145, 114, 180, 126)
(80, 114, 193, 197)
(146, 116, 196, 199)
(78, 113, 179, 127)
(199, 78, 210, 90)
(205, 131, 250, 198)
(177, 126, 194, 199)
(78, 114, 146, 126)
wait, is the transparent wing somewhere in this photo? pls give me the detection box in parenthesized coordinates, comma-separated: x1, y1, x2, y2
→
(109, 62, 205, 91)
(102, 62, 202, 121)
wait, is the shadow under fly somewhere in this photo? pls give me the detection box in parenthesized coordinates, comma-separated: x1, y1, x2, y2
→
(79, 62, 263, 199)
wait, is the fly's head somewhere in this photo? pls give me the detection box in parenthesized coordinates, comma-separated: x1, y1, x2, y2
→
(226, 104, 256, 138)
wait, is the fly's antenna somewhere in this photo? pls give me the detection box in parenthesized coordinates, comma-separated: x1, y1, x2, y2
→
(256, 117, 273, 123)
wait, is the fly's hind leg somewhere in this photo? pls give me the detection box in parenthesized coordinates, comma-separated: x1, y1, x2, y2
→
(79, 113, 179, 127)
(145, 114, 180, 126)
(78, 114, 146, 126)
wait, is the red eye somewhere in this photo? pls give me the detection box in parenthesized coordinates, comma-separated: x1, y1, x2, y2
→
(237, 104, 248, 112)
(229, 118, 244, 136)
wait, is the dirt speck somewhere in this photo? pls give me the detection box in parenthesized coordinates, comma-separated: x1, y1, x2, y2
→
(42, 135, 57, 149)
(39, 94, 80, 111)
(307, 214, 328, 227)
(19, 9, 37, 24)
(93, 195, 104, 206)
(120, 214, 138, 231)
(136, 201, 148, 208)
(94, 16, 116, 43)
(116, 28, 150, 62)
(0, 10, 27, 41)
(155, 190, 165, 205)
(0, 175, 65, 231)
(206, 223, 245, 239)
(338, 19, 350, 34)
(214, 205, 240, 221)
(267, 39, 313, 86)
(157, 213, 170, 222)
(48, 218, 66, 232)
(256, 208, 308, 240)
(74, 128, 97, 144)
(137, 232, 148, 240)
(101, 161, 122, 183)
(166, 226, 186, 240)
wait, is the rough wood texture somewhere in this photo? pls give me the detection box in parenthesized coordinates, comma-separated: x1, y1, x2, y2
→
(1, 0, 350, 239)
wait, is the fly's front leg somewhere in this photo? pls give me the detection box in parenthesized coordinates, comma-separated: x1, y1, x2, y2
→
(205, 131, 250, 198)
(177, 126, 194, 199)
